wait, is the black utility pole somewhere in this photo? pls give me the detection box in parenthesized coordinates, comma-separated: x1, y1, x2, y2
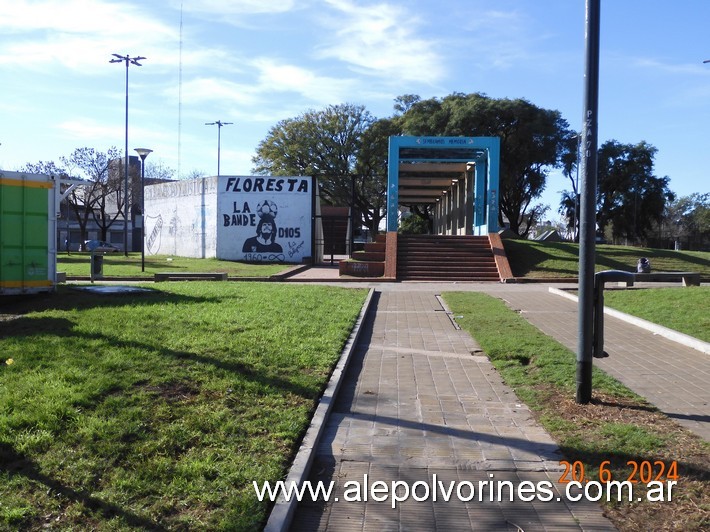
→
(577, 0, 601, 404)
(110, 53, 146, 256)
(205, 120, 233, 177)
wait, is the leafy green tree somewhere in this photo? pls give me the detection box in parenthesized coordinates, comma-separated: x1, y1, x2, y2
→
(596, 140, 674, 243)
(557, 133, 581, 241)
(398, 92, 573, 237)
(398, 210, 431, 234)
(252, 103, 390, 234)
(557, 190, 578, 241)
(664, 192, 710, 249)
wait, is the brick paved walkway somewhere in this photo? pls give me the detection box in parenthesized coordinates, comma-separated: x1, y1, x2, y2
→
(291, 289, 615, 531)
(483, 284, 710, 441)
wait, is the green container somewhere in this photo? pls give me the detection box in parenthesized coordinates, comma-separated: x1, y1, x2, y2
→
(0, 171, 56, 294)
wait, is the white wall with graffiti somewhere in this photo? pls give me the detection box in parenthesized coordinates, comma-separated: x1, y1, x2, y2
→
(144, 177, 219, 258)
(144, 175, 312, 263)
(217, 176, 311, 263)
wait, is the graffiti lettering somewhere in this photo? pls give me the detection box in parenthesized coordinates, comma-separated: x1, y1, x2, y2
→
(233, 201, 251, 213)
(278, 227, 301, 238)
(223, 213, 257, 227)
(287, 240, 305, 258)
(224, 177, 308, 194)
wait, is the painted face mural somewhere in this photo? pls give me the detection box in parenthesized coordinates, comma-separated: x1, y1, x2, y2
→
(218, 176, 311, 263)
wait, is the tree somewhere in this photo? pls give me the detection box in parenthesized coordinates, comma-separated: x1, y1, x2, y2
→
(20, 159, 95, 245)
(664, 193, 710, 250)
(558, 133, 581, 241)
(145, 161, 176, 181)
(557, 190, 578, 241)
(596, 140, 674, 244)
(398, 92, 573, 237)
(24, 148, 127, 245)
(252, 103, 388, 234)
(62, 147, 125, 243)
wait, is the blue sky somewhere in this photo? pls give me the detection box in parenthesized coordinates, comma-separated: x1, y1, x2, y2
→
(1, 0, 709, 221)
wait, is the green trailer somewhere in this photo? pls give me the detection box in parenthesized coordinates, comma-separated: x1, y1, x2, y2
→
(0, 171, 58, 295)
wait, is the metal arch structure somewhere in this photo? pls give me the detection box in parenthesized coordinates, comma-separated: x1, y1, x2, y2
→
(386, 136, 501, 235)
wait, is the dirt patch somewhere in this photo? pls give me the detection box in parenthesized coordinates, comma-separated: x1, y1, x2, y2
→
(537, 387, 709, 531)
(141, 380, 201, 403)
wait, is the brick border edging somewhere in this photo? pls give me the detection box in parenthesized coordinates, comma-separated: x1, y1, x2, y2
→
(488, 232, 514, 282)
(263, 287, 377, 531)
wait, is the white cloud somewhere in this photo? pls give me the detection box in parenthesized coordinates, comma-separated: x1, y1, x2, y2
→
(177, 77, 259, 106)
(315, 0, 445, 83)
(177, 0, 298, 15)
(252, 58, 354, 103)
(55, 119, 122, 142)
(0, 0, 178, 70)
(174, 59, 358, 125)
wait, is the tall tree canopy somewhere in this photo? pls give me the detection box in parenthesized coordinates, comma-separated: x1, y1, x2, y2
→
(397, 92, 572, 237)
(596, 140, 674, 243)
(252, 103, 390, 233)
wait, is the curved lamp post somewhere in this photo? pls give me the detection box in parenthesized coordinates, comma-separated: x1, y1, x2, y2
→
(134, 148, 152, 272)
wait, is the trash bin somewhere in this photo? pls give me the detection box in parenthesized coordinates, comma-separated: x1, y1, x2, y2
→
(637, 257, 651, 273)
(90, 252, 104, 281)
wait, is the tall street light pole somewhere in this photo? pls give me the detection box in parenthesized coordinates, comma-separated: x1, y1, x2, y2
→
(577, 0, 601, 404)
(205, 120, 233, 177)
(134, 148, 152, 272)
(110, 53, 146, 256)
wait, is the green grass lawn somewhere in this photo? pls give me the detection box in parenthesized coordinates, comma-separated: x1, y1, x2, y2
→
(58, 253, 289, 278)
(602, 286, 710, 343)
(443, 291, 709, 531)
(502, 239, 710, 279)
(0, 283, 367, 530)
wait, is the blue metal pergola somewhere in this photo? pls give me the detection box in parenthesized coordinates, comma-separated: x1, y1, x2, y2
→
(386, 136, 500, 235)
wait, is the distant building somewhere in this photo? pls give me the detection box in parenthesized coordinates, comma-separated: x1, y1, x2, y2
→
(58, 156, 174, 252)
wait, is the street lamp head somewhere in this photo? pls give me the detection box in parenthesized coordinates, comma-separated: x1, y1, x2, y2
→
(134, 148, 153, 161)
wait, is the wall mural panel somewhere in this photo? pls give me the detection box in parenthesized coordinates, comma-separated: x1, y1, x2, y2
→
(216, 176, 312, 263)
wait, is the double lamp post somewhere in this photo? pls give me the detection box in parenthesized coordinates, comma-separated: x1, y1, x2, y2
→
(110, 53, 152, 272)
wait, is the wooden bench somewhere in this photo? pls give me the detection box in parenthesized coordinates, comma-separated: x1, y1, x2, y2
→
(154, 272, 228, 282)
(617, 272, 700, 287)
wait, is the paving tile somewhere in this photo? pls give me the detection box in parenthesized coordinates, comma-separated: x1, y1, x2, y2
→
(290, 288, 617, 531)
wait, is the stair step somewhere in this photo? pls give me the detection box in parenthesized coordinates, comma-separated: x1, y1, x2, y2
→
(396, 234, 500, 281)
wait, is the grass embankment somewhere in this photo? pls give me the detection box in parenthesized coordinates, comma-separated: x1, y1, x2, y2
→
(443, 291, 709, 532)
(503, 239, 710, 279)
(602, 287, 710, 343)
(0, 283, 367, 530)
(57, 253, 289, 278)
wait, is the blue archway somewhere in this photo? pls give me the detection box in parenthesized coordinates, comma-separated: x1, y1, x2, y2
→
(387, 136, 500, 235)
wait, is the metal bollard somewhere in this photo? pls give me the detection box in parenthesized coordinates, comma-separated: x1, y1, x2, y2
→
(593, 270, 636, 359)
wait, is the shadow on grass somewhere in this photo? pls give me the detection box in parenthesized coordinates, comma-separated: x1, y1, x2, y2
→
(591, 397, 659, 413)
(0, 316, 319, 400)
(0, 286, 231, 322)
(0, 442, 166, 531)
(504, 239, 710, 278)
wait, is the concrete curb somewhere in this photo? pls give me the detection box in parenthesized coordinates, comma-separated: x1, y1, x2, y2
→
(548, 287, 710, 355)
(263, 287, 376, 532)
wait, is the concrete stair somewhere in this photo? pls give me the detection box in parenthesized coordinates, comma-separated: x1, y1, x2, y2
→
(339, 234, 386, 277)
(397, 235, 500, 281)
